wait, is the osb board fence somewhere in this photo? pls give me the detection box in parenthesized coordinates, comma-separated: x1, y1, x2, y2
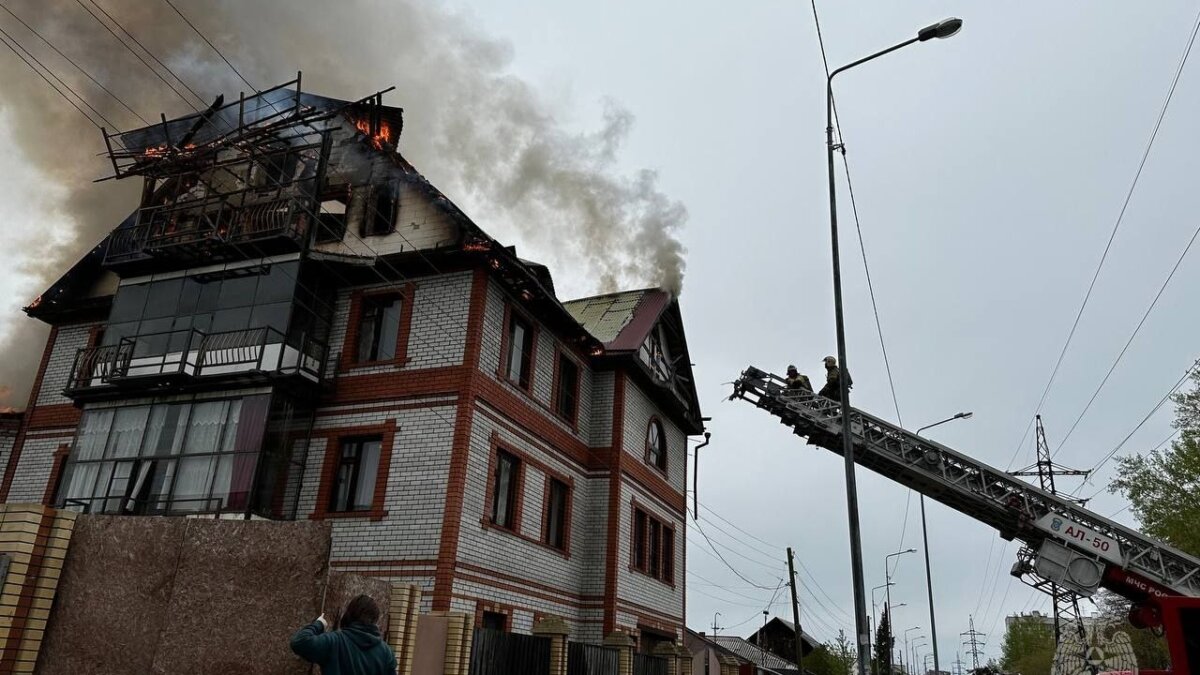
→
(34, 515, 389, 675)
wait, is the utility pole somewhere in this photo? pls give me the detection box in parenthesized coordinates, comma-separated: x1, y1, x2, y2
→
(961, 616, 985, 673)
(712, 612, 723, 636)
(1011, 415, 1090, 643)
(787, 548, 805, 675)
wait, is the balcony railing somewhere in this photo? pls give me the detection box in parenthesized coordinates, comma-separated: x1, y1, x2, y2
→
(66, 327, 328, 397)
(103, 195, 311, 269)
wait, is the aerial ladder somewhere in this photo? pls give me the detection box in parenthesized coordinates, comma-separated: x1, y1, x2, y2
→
(731, 366, 1200, 673)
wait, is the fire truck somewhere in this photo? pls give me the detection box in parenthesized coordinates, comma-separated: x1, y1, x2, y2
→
(731, 367, 1200, 673)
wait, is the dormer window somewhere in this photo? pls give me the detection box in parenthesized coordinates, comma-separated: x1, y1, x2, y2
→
(639, 324, 671, 383)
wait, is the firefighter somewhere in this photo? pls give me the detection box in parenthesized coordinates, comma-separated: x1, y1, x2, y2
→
(818, 355, 851, 401)
(784, 365, 812, 392)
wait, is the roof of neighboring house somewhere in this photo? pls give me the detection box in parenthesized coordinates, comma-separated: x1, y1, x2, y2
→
(562, 288, 671, 350)
(709, 636, 798, 672)
(751, 617, 819, 654)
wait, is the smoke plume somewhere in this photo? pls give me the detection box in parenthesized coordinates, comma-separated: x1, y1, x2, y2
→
(0, 0, 687, 405)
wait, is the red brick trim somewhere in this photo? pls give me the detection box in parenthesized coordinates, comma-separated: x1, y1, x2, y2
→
(24, 404, 82, 430)
(603, 371, 626, 635)
(0, 325, 59, 501)
(86, 323, 105, 348)
(432, 268, 489, 611)
(549, 345, 580, 430)
(41, 444, 71, 505)
(497, 301, 539, 395)
(455, 573, 604, 611)
(308, 419, 396, 521)
(617, 599, 684, 625)
(644, 416, 668, 475)
(621, 462, 685, 514)
(315, 399, 455, 418)
(331, 558, 439, 568)
(456, 561, 604, 603)
(474, 602, 515, 631)
(330, 366, 466, 404)
(339, 283, 417, 370)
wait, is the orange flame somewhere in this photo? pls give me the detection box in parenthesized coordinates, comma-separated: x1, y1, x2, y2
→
(354, 118, 393, 149)
(143, 144, 169, 158)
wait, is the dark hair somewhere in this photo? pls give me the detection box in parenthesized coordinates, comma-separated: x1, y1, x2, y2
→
(340, 595, 381, 628)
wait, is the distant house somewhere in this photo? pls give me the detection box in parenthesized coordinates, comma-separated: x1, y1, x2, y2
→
(685, 628, 808, 675)
(747, 617, 817, 664)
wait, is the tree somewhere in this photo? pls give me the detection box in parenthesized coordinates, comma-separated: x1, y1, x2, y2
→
(829, 630, 856, 675)
(788, 630, 854, 675)
(873, 605, 895, 675)
(999, 615, 1054, 675)
(1110, 369, 1200, 557)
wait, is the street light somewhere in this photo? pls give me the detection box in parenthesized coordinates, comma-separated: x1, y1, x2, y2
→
(824, 18, 963, 675)
(914, 411, 975, 674)
(901, 628, 922, 675)
(911, 638, 927, 675)
(884, 549, 916, 675)
(870, 582, 895, 664)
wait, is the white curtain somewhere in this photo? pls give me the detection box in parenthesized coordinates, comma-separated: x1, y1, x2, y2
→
(353, 440, 381, 510)
(61, 409, 114, 505)
(107, 406, 150, 459)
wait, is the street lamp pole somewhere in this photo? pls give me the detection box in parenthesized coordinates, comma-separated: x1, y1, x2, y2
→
(914, 412, 973, 674)
(884, 549, 915, 675)
(902, 627, 921, 675)
(824, 18, 963, 675)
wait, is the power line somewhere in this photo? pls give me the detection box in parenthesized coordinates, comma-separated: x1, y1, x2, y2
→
(160, 0, 256, 93)
(0, 26, 104, 129)
(1011, 3, 1200, 468)
(0, 0, 149, 125)
(1054, 218, 1200, 457)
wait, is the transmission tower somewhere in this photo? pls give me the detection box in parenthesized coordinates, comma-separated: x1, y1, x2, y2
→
(1011, 415, 1091, 643)
(953, 653, 967, 675)
(961, 616, 985, 672)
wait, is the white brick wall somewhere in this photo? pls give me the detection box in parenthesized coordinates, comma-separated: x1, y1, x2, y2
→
(36, 323, 92, 407)
(615, 479, 685, 633)
(307, 402, 458, 562)
(623, 380, 688, 492)
(6, 431, 71, 503)
(327, 271, 471, 372)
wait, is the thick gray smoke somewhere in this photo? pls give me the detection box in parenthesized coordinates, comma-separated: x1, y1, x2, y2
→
(0, 0, 687, 405)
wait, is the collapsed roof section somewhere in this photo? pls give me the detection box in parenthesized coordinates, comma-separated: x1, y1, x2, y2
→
(24, 76, 703, 431)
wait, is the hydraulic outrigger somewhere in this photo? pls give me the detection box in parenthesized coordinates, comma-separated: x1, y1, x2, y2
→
(732, 366, 1200, 673)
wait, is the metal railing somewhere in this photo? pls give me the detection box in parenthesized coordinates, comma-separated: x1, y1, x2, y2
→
(61, 494, 226, 516)
(67, 326, 328, 394)
(103, 194, 310, 266)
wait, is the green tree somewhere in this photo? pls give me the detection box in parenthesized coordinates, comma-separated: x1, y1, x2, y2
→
(828, 630, 856, 675)
(999, 615, 1054, 675)
(873, 605, 895, 675)
(786, 630, 855, 675)
(1110, 369, 1200, 557)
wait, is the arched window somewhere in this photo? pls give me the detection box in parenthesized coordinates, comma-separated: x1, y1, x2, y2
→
(645, 419, 667, 470)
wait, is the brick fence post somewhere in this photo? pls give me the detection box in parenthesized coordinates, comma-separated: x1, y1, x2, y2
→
(604, 630, 635, 675)
(533, 616, 570, 675)
(653, 641, 679, 675)
(675, 643, 693, 675)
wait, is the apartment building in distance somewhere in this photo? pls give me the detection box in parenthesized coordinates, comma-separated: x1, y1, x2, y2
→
(0, 80, 704, 647)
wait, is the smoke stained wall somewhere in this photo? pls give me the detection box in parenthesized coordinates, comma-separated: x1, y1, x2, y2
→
(0, 0, 687, 405)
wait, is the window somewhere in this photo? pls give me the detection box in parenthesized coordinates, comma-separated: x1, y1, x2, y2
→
(57, 398, 261, 515)
(632, 507, 673, 584)
(646, 419, 667, 471)
(639, 324, 672, 382)
(329, 437, 382, 513)
(504, 313, 534, 389)
(544, 478, 568, 551)
(364, 183, 397, 236)
(554, 353, 579, 422)
(491, 450, 519, 530)
(356, 296, 402, 362)
(481, 611, 506, 632)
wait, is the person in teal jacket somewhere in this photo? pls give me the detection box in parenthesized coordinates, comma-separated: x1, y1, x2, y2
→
(291, 595, 397, 675)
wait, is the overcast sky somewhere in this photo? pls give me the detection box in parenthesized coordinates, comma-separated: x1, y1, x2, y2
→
(3, 0, 1200, 667)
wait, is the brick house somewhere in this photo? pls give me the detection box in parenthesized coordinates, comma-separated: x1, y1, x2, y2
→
(0, 82, 703, 646)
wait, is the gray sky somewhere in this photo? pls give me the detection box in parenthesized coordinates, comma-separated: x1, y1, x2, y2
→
(3, 0, 1200, 666)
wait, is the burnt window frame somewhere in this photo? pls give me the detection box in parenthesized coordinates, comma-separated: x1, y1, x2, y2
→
(362, 182, 398, 237)
(328, 436, 383, 514)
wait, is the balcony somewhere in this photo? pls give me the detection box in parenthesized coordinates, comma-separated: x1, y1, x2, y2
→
(66, 327, 328, 401)
(103, 195, 311, 273)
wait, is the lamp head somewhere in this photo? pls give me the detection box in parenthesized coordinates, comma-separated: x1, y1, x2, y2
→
(955, 411, 974, 420)
(918, 17, 963, 41)
(905, 548, 917, 553)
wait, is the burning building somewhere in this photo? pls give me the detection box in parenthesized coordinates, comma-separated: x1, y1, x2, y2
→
(0, 79, 703, 645)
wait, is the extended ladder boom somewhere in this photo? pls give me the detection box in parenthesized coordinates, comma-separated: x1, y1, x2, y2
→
(732, 366, 1200, 600)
